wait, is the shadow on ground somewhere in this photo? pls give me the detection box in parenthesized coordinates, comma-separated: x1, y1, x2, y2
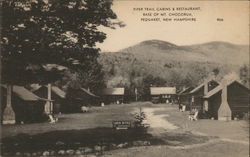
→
(1, 127, 160, 154)
(1, 127, 210, 156)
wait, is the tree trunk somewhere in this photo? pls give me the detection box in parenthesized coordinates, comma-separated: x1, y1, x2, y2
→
(3, 84, 16, 124)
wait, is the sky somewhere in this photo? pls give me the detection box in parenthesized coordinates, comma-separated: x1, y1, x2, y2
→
(97, 1, 249, 52)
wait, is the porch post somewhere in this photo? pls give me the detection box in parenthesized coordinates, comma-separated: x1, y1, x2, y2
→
(44, 83, 52, 114)
(3, 84, 16, 124)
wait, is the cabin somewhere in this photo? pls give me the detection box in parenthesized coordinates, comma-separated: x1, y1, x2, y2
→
(1, 85, 49, 124)
(177, 87, 194, 106)
(203, 80, 250, 120)
(188, 80, 219, 112)
(150, 87, 176, 104)
(32, 85, 66, 114)
(64, 87, 100, 113)
(100, 88, 125, 104)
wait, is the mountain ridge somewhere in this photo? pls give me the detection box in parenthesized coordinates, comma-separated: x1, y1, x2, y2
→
(103, 40, 249, 65)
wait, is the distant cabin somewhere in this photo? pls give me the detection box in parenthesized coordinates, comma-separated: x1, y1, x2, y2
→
(203, 80, 250, 120)
(32, 85, 66, 114)
(188, 80, 219, 111)
(177, 87, 194, 106)
(65, 87, 100, 113)
(100, 88, 125, 104)
(150, 87, 176, 104)
(1, 85, 49, 124)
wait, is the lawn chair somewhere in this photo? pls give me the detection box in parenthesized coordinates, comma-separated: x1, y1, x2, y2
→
(182, 105, 186, 112)
(48, 114, 58, 123)
(189, 110, 199, 121)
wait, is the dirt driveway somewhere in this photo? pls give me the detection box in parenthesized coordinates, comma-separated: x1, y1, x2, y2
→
(103, 103, 249, 157)
(1, 102, 249, 157)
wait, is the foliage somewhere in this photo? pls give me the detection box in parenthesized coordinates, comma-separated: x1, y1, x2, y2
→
(239, 64, 250, 87)
(98, 52, 239, 101)
(1, 0, 121, 87)
(133, 107, 147, 128)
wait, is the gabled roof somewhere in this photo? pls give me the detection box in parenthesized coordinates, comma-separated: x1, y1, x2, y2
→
(80, 88, 99, 97)
(150, 87, 176, 95)
(1, 85, 50, 101)
(204, 80, 249, 98)
(30, 84, 66, 98)
(178, 87, 194, 95)
(189, 79, 219, 94)
(52, 86, 66, 98)
(101, 88, 125, 95)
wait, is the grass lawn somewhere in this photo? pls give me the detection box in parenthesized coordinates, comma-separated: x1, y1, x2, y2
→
(0, 102, 249, 157)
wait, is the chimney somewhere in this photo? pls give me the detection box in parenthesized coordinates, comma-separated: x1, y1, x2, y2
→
(203, 80, 209, 113)
(2, 85, 16, 124)
(218, 80, 232, 121)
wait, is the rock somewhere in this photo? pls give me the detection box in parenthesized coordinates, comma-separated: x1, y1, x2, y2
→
(32, 152, 37, 156)
(110, 143, 117, 149)
(50, 150, 56, 156)
(84, 147, 93, 153)
(102, 145, 108, 151)
(24, 152, 31, 156)
(124, 142, 129, 147)
(36, 151, 42, 155)
(15, 152, 22, 156)
(66, 149, 75, 155)
(132, 140, 145, 146)
(116, 142, 128, 148)
(56, 141, 65, 146)
(58, 150, 66, 155)
(94, 145, 102, 152)
(116, 143, 125, 148)
(75, 150, 82, 155)
(143, 141, 151, 146)
(43, 151, 50, 156)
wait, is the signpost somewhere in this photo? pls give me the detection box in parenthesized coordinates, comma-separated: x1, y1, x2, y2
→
(112, 121, 131, 130)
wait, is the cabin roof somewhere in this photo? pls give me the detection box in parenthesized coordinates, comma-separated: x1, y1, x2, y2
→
(1, 85, 50, 101)
(80, 88, 99, 97)
(51, 86, 66, 98)
(150, 87, 176, 95)
(204, 80, 249, 98)
(101, 88, 125, 95)
(178, 87, 194, 95)
(30, 84, 66, 98)
(189, 79, 219, 94)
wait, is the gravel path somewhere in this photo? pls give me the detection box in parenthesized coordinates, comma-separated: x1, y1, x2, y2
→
(142, 107, 178, 130)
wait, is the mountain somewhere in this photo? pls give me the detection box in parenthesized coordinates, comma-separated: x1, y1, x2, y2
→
(118, 40, 249, 65)
(98, 40, 249, 89)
